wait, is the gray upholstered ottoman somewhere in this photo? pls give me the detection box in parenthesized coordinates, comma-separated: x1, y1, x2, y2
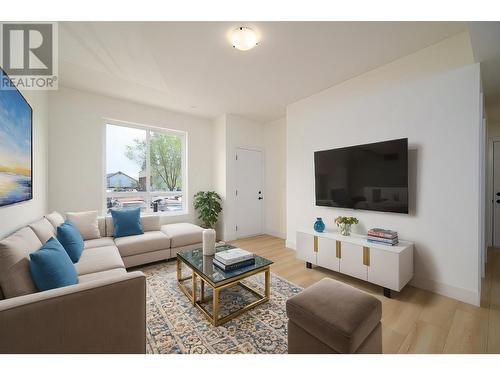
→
(286, 278, 382, 354)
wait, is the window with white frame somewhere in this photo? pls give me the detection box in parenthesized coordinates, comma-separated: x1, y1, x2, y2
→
(105, 122, 186, 214)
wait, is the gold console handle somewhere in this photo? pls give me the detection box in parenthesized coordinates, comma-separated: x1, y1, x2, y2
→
(336, 240, 341, 258)
(363, 246, 370, 266)
(314, 236, 318, 252)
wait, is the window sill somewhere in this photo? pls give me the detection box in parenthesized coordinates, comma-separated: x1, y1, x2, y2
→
(154, 210, 189, 217)
(103, 210, 189, 217)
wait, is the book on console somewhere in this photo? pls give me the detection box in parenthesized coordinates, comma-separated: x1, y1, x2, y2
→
(215, 248, 254, 265)
(367, 235, 398, 244)
(213, 258, 256, 271)
(367, 232, 398, 240)
(367, 228, 398, 239)
(367, 238, 399, 246)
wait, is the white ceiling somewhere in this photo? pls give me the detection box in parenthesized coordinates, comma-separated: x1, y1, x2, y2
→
(59, 22, 467, 123)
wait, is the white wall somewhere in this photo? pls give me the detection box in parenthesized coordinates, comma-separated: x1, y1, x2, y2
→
(486, 96, 500, 139)
(0, 91, 49, 238)
(48, 87, 213, 225)
(212, 114, 227, 238)
(263, 117, 287, 238)
(286, 33, 483, 305)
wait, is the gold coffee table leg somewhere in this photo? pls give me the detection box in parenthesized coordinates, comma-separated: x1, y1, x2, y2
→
(176, 257, 181, 281)
(213, 287, 219, 326)
(192, 271, 197, 306)
(265, 267, 271, 298)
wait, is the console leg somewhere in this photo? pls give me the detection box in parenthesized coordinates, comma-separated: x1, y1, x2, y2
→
(306, 262, 312, 269)
(383, 288, 391, 298)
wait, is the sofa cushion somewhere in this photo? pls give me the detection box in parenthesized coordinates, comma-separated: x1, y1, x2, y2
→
(75, 246, 125, 276)
(161, 223, 204, 248)
(140, 215, 160, 232)
(57, 220, 84, 263)
(84, 237, 115, 249)
(111, 208, 144, 238)
(286, 278, 382, 354)
(97, 216, 106, 237)
(77, 268, 127, 284)
(66, 211, 101, 240)
(0, 227, 42, 298)
(105, 216, 113, 237)
(121, 249, 171, 268)
(45, 211, 65, 230)
(29, 237, 78, 292)
(29, 218, 56, 244)
(114, 231, 171, 257)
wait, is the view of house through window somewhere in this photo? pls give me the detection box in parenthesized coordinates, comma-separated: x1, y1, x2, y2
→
(105, 123, 185, 214)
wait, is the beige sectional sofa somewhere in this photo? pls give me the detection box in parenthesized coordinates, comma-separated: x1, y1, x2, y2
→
(106, 217, 203, 268)
(0, 211, 204, 353)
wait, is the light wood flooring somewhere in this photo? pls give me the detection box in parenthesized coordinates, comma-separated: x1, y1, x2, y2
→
(230, 234, 500, 354)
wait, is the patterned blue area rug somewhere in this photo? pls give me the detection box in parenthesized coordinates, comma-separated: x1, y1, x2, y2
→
(141, 260, 302, 354)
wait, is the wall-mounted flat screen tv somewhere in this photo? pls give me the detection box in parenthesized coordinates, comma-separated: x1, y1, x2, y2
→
(0, 68, 33, 207)
(314, 138, 408, 214)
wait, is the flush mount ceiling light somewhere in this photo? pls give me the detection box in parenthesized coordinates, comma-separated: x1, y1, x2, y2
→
(231, 27, 258, 51)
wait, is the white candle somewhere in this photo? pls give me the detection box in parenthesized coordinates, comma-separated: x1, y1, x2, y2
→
(202, 228, 216, 256)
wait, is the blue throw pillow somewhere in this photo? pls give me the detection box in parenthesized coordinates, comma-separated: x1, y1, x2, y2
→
(57, 220, 84, 263)
(29, 237, 78, 292)
(111, 208, 144, 238)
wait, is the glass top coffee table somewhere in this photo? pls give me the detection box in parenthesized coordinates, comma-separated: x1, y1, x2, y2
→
(176, 244, 273, 326)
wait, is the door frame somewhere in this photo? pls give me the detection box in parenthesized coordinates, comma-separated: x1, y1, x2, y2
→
(233, 145, 265, 240)
(489, 137, 500, 248)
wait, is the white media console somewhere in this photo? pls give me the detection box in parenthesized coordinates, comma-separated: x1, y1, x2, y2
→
(296, 229, 414, 297)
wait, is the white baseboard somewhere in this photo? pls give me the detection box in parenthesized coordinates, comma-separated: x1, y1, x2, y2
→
(264, 230, 286, 239)
(285, 240, 296, 250)
(409, 276, 480, 306)
(219, 233, 237, 242)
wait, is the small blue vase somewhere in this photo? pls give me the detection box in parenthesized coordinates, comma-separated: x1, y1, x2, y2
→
(314, 218, 325, 233)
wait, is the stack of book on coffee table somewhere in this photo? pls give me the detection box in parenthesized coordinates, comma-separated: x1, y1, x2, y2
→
(213, 248, 255, 271)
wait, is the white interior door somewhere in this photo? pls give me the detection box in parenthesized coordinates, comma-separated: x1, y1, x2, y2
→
(235, 148, 263, 238)
(493, 142, 500, 247)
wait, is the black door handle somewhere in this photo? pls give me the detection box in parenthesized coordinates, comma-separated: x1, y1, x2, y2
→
(258, 197, 263, 200)
(497, 200, 500, 204)
(497, 192, 500, 197)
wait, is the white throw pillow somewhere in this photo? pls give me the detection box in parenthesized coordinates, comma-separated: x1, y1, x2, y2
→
(66, 211, 101, 240)
(45, 211, 65, 229)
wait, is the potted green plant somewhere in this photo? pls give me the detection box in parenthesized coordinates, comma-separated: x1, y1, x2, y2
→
(335, 216, 359, 236)
(193, 191, 222, 256)
(193, 191, 222, 228)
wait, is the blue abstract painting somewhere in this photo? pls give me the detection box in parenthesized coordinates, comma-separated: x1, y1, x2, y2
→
(0, 69, 33, 207)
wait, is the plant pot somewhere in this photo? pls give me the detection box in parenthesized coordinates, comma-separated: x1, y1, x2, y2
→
(202, 228, 216, 256)
(339, 223, 352, 236)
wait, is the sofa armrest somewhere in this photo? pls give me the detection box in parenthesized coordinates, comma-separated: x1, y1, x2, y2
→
(0, 271, 146, 353)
